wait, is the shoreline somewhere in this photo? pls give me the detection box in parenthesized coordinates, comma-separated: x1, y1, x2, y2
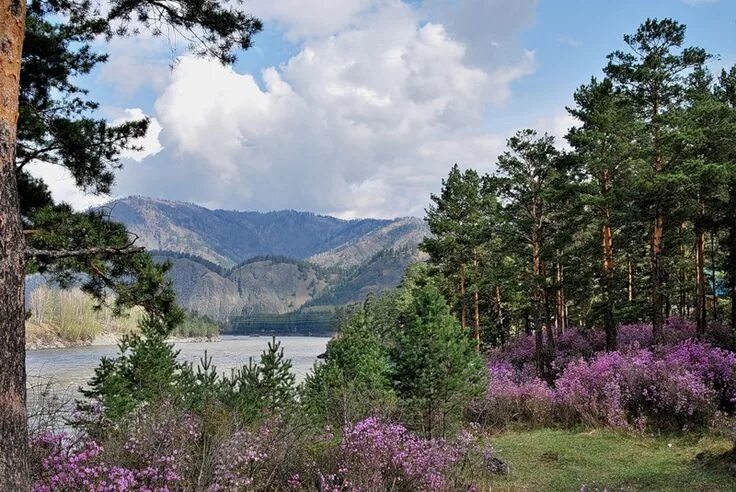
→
(26, 333, 221, 351)
(26, 332, 334, 351)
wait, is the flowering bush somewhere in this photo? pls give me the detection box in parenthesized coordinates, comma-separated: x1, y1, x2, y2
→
(554, 345, 721, 430)
(321, 417, 461, 491)
(487, 326, 736, 431)
(469, 362, 554, 428)
(31, 405, 202, 491)
(208, 425, 279, 491)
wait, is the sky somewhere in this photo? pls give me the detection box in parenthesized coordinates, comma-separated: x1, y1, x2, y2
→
(30, 0, 736, 219)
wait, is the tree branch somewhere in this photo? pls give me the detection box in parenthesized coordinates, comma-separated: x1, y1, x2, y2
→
(25, 245, 145, 259)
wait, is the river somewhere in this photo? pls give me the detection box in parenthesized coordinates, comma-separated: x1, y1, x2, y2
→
(26, 335, 331, 398)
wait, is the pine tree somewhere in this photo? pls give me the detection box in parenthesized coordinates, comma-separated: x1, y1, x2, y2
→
(391, 283, 485, 438)
(0, 1, 262, 487)
(567, 77, 639, 349)
(491, 129, 561, 377)
(422, 164, 496, 348)
(605, 18, 710, 343)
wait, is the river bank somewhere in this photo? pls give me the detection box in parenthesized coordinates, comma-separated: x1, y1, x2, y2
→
(26, 323, 220, 351)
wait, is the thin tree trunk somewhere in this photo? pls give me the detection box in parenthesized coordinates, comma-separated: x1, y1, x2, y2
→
(459, 263, 467, 331)
(472, 252, 480, 351)
(710, 232, 718, 321)
(628, 256, 634, 302)
(0, 0, 29, 489)
(532, 226, 544, 376)
(695, 227, 707, 337)
(495, 284, 504, 344)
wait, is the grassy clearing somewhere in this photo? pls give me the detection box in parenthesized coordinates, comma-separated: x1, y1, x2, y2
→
(485, 428, 736, 491)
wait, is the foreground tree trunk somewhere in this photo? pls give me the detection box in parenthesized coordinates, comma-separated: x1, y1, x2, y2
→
(0, 0, 29, 489)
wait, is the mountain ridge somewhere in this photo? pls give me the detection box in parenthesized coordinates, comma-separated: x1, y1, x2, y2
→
(102, 197, 429, 322)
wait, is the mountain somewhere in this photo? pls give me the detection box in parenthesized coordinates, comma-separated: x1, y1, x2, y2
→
(103, 197, 430, 323)
(107, 196, 392, 268)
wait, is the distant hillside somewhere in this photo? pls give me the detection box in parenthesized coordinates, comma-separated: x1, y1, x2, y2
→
(89, 196, 432, 324)
(107, 196, 392, 268)
(308, 217, 428, 269)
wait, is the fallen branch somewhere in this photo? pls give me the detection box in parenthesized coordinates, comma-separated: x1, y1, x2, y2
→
(25, 246, 145, 259)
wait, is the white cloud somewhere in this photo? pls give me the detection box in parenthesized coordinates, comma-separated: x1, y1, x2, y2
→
(113, 108, 164, 162)
(534, 111, 580, 150)
(108, 0, 538, 218)
(50, 0, 736, 222)
(248, 0, 379, 40)
(558, 35, 582, 48)
(27, 161, 110, 211)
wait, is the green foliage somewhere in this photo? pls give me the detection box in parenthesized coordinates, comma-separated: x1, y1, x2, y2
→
(173, 312, 220, 339)
(391, 283, 486, 438)
(81, 316, 183, 421)
(302, 309, 396, 426)
(217, 338, 297, 422)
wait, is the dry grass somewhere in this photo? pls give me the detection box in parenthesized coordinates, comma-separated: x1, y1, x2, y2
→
(26, 286, 141, 347)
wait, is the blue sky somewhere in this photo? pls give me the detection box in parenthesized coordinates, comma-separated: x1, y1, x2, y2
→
(35, 0, 736, 218)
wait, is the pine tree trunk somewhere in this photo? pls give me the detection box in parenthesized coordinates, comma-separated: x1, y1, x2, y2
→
(628, 256, 634, 302)
(495, 284, 504, 343)
(601, 221, 617, 351)
(0, 0, 29, 489)
(711, 232, 718, 321)
(695, 227, 707, 337)
(651, 211, 665, 343)
(532, 229, 544, 376)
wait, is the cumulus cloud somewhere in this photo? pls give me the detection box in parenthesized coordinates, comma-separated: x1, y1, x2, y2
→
(27, 161, 111, 211)
(247, 0, 379, 40)
(113, 108, 164, 162)
(112, 0, 536, 218)
(27, 108, 161, 210)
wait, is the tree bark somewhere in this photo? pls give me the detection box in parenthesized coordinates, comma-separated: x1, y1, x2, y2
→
(695, 227, 707, 337)
(651, 211, 665, 343)
(495, 284, 504, 344)
(601, 220, 616, 351)
(531, 211, 550, 376)
(0, 0, 29, 489)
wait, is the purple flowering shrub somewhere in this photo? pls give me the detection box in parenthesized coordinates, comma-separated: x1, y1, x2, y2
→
(554, 340, 736, 430)
(207, 423, 310, 491)
(31, 404, 203, 491)
(320, 417, 459, 491)
(469, 362, 554, 428)
(485, 320, 736, 431)
(319, 417, 501, 491)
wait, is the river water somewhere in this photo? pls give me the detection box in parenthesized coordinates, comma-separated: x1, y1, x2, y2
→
(26, 335, 331, 397)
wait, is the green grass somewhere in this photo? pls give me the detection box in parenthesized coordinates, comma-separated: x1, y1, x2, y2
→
(486, 428, 736, 491)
